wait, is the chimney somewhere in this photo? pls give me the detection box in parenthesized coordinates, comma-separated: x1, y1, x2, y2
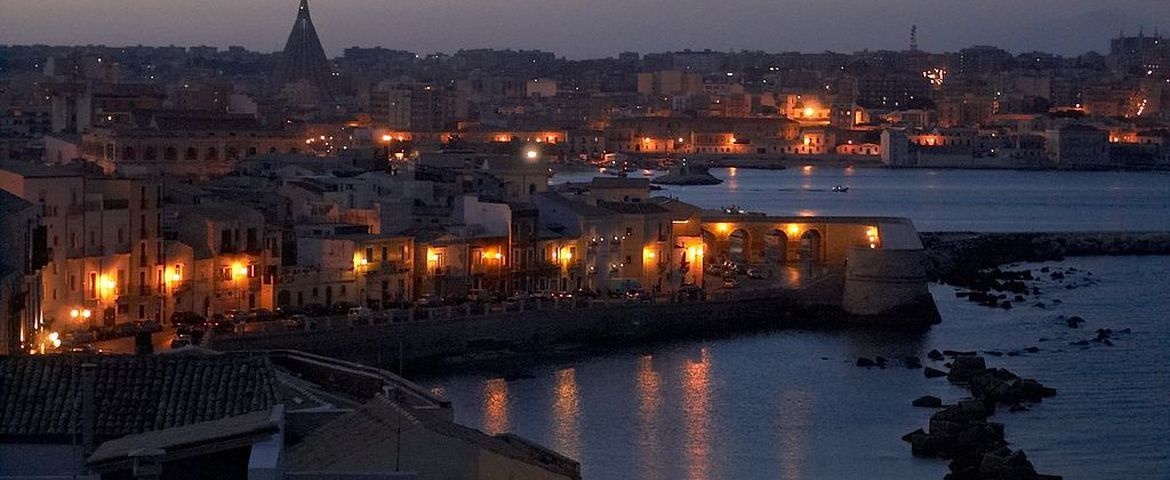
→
(81, 362, 97, 454)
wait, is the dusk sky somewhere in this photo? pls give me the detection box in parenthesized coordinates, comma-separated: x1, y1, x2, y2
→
(1, 0, 1168, 59)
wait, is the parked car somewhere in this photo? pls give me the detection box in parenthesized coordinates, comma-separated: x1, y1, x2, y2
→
(135, 320, 163, 333)
(574, 288, 598, 299)
(747, 268, 763, 279)
(284, 314, 307, 330)
(722, 277, 740, 289)
(170, 311, 205, 327)
(330, 302, 357, 316)
(245, 309, 275, 323)
(679, 283, 704, 301)
(274, 305, 303, 319)
(67, 344, 103, 354)
(170, 335, 193, 349)
(302, 304, 329, 317)
(415, 294, 438, 308)
(348, 307, 373, 321)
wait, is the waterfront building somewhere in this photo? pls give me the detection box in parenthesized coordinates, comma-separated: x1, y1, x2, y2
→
(0, 162, 166, 332)
(171, 204, 277, 317)
(1045, 124, 1111, 168)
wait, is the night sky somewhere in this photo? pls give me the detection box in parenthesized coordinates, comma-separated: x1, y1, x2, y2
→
(1, 0, 1166, 58)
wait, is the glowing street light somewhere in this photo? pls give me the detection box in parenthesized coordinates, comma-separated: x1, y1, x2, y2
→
(525, 149, 539, 160)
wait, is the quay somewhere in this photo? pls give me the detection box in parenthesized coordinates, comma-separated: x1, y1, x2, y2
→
(210, 215, 940, 369)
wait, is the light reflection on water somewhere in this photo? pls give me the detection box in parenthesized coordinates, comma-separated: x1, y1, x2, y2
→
(636, 356, 661, 480)
(552, 368, 582, 460)
(483, 378, 509, 435)
(778, 390, 811, 480)
(682, 349, 711, 480)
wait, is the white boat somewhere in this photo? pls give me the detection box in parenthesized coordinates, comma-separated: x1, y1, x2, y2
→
(832, 185, 850, 192)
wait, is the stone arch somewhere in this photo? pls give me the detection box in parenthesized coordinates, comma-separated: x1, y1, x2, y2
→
(163, 146, 177, 161)
(206, 146, 219, 161)
(143, 146, 157, 161)
(799, 229, 823, 263)
(185, 147, 198, 161)
(766, 230, 789, 264)
(729, 228, 750, 264)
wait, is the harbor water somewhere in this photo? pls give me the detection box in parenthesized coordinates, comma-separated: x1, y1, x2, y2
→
(423, 168, 1170, 479)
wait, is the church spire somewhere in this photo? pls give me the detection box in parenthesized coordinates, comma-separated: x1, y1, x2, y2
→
(274, 0, 332, 98)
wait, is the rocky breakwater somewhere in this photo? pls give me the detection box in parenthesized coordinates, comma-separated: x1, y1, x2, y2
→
(902, 352, 1061, 480)
(921, 231, 1170, 288)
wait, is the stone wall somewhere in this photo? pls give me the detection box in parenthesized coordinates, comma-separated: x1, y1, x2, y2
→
(842, 247, 936, 321)
(211, 293, 815, 370)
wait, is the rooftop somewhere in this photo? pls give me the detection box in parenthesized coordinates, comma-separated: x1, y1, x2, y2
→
(0, 353, 280, 441)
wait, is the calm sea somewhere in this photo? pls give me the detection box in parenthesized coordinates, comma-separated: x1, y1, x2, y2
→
(553, 167, 1170, 232)
(423, 169, 1170, 479)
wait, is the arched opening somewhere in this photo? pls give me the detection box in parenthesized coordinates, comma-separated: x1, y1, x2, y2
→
(185, 147, 198, 161)
(766, 230, 789, 264)
(277, 290, 291, 307)
(325, 286, 333, 306)
(206, 147, 219, 161)
(799, 229, 823, 263)
(729, 229, 750, 264)
(143, 146, 157, 161)
(163, 146, 177, 161)
(225, 146, 240, 160)
(122, 146, 136, 160)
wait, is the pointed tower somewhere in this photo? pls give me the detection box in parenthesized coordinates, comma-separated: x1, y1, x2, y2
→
(274, 0, 332, 98)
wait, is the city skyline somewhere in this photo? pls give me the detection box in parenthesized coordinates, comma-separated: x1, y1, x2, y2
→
(1, 0, 1168, 59)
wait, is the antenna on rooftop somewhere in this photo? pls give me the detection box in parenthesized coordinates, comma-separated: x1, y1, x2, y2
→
(910, 25, 919, 52)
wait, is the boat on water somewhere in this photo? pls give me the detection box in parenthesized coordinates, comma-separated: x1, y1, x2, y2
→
(832, 185, 850, 192)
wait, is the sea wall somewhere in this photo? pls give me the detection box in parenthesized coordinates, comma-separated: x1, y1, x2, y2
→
(921, 231, 1170, 286)
(210, 291, 822, 371)
(842, 247, 937, 322)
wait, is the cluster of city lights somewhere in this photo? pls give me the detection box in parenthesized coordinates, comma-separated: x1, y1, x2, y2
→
(923, 67, 946, 87)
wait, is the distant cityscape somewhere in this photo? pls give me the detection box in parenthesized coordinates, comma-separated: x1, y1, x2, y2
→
(0, 1, 1168, 478)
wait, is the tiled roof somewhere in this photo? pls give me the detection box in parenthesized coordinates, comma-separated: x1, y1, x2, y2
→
(0, 354, 280, 441)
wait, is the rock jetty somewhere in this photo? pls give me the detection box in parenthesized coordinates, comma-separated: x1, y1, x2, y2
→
(904, 354, 1061, 480)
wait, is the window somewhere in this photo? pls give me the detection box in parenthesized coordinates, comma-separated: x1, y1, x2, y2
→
(219, 266, 232, 281)
(366, 247, 375, 262)
(88, 272, 97, 298)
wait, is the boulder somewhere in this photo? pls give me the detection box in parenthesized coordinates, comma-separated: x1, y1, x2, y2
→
(928, 349, 946, 361)
(979, 448, 1041, 480)
(913, 395, 943, 408)
(925, 367, 948, 378)
(903, 356, 923, 369)
(856, 357, 876, 368)
(947, 356, 988, 383)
